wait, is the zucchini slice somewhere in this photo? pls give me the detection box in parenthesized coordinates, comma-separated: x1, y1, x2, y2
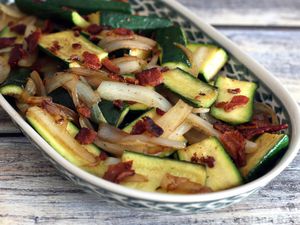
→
(121, 151, 206, 192)
(240, 133, 289, 181)
(99, 12, 173, 30)
(0, 26, 24, 44)
(48, 87, 75, 111)
(210, 76, 257, 124)
(0, 68, 32, 96)
(187, 43, 228, 81)
(38, 31, 107, 68)
(177, 137, 243, 191)
(162, 68, 218, 108)
(15, 0, 89, 28)
(156, 26, 190, 71)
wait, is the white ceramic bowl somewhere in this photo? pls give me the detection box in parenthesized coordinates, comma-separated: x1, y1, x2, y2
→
(1, 0, 300, 213)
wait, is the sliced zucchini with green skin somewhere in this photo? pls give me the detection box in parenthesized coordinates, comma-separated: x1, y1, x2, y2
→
(45, 0, 132, 14)
(26, 106, 108, 177)
(38, 31, 108, 68)
(240, 133, 289, 181)
(162, 68, 218, 108)
(187, 43, 228, 81)
(48, 87, 75, 111)
(177, 137, 243, 191)
(121, 151, 206, 192)
(128, 103, 149, 111)
(210, 76, 257, 124)
(0, 68, 31, 96)
(156, 26, 190, 71)
(0, 26, 24, 44)
(15, 0, 89, 28)
(100, 12, 173, 30)
(98, 100, 129, 127)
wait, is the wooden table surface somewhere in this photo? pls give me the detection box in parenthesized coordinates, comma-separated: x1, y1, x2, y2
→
(1, 0, 300, 224)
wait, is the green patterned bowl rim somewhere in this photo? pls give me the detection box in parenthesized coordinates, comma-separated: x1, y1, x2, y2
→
(0, 0, 300, 204)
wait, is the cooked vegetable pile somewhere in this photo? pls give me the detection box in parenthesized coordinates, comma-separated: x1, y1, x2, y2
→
(0, 0, 289, 194)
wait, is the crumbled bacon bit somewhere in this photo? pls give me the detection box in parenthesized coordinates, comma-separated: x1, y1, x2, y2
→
(0, 37, 16, 49)
(77, 104, 91, 118)
(8, 44, 26, 67)
(136, 67, 163, 86)
(102, 58, 120, 73)
(42, 20, 54, 33)
(25, 29, 41, 54)
(75, 128, 97, 145)
(72, 27, 81, 37)
(108, 73, 138, 84)
(69, 54, 81, 62)
(191, 153, 215, 168)
(228, 88, 241, 94)
(49, 40, 61, 53)
(215, 95, 249, 112)
(82, 51, 101, 70)
(98, 151, 108, 161)
(89, 35, 100, 42)
(10, 24, 26, 35)
(113, 28, 134, 36)
(160, 67, 169, 73)
(156, 108, 166, 116)
(220, 130, 246, 167)
(213, 121, 235, 133)
(130, 116, 163, 137)
(87, 24, 105, 35)
(72, 43, 81, 49)
(103, 161, 135, 183)
(113, 100, 124, 110)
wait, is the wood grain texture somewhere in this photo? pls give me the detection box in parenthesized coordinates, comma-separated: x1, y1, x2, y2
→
(178, 0, 300, 26)
(0, 137, 299, 225)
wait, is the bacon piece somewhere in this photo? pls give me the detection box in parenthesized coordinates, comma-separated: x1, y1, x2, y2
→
(130, 120, 146, 135)
(72, 43, 81, 49)
(8, 44, 26, 67)
(25, 29, 41, 54)
(213, 121, 235, 133)
(113, 28, 134, 36)
(220, 130, 246, 167)
(87, 24, 105, 35)
(82, 51, 101, 70)
(130, 116, 163, 137)
(215, 95, 249, 112)
(75, 128, 97, 145)
(227, 88, 241, 94)
(108, 73, 138, 84)
(42, 20, 54, 33)
(103, 161, 135, 183)
(102, 58, 120, 73)
(136, 68, 163, 87)
(159, 173, 212, 194)
(10, 24, 26, 35)
(238, 124, 288, 140)
(113, 100, 124, 110)
(0, 37, 16, 49)
(191, 153, 215, 168)
(156, 108, 166, 116)
(49, 40, 61, 53)
(77, 104, 91, 118)
(98, 151, 108, 161)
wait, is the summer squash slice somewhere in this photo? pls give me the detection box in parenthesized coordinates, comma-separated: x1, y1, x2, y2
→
(187, 43, 228, 81)
(156, 26, 190, 71)
(177, 137, 243, 191)
(26, 106, 108, 177)
(210, 76, 257, 124)
(15, 0, 90, 28)
(162, 68, 218, 108)
(240, 133, 289, 181)
(38, 30, 108, 68)
(121, 151, 206, 192)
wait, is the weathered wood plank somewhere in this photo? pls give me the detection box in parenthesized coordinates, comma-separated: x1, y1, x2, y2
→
(178, 0, 300, 26)
(0, 137, 299, 225)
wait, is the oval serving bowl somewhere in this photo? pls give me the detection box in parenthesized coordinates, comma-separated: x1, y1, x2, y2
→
(1, 0, 300, 213)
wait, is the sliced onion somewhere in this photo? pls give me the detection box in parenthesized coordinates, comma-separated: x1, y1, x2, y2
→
(0, 4, 25, 18)
(122, 173, 148, 183)
(0, 47, 13, 54)
(53, 103, 78, 122)
(111, 56, 146, 74)
(19, 91, 51, 105)
(16, 101, 29, 115)
(30, 71, 46, 96)
(254, 102, 279, 125)
(104, 157, 121, 166)
(18, 51, 38, 67)
(68, 67, 110, 78)
(155, 99, 193, 137)
(97, 81, 172, 111)
(192, 46, 211, 75)
(76, 81, 101, 107)
(168, 122, 193, 140)
(23, 16, 37, 37)
(25, 78, 37, 96)
(102, 40, 153, 53)
(0, 55, 10, 84)
(98, 122, 186, 149)
(146, 52, 160, 69)
(79, 116, 94, 129)
(64, 78, 80, 107)
(94, 139, 125, 156)
(192, 107, 210, 114)
(45, 72, 76, 94)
